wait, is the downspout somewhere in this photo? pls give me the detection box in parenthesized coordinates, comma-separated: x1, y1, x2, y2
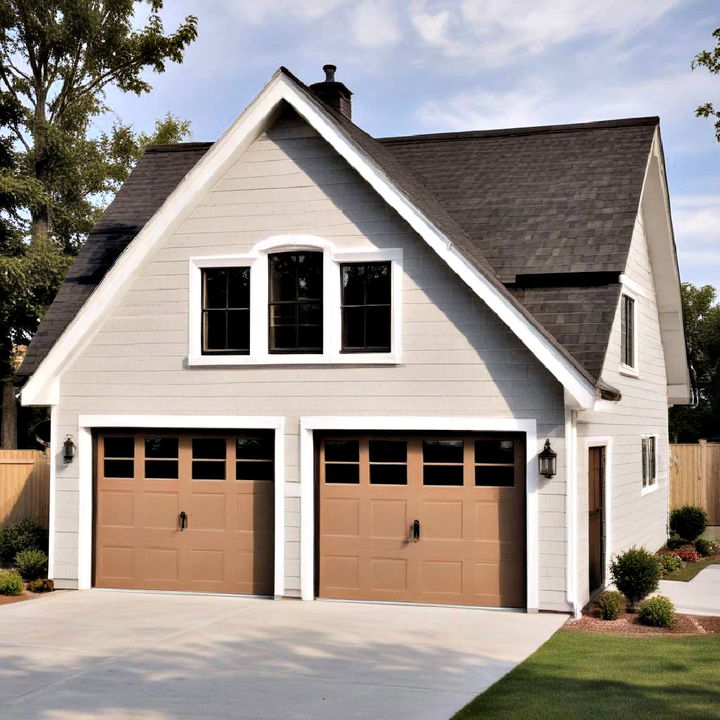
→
(565, 398, 581, 618)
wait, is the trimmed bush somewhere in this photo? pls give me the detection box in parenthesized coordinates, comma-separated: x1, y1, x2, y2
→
(657, 553, 683, 574)
(27, 578, 54, 593)
(637, 595, 675, 627)
(0, 519, 48, 563)
(666, 538, 686, 551)
(670, 505, 708, 543)
(695, 538, 718, 556)
(14, 549, 47, 581)
(594, 590, 627, 620)
(0, 569, 23, 596)
(610, 546, 662, 607)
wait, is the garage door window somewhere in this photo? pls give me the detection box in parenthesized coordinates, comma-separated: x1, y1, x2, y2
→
(423, 440, 464, 486)
(103, 437, 134, 478)
(475, 439, 515, 487)
(192, 438, 227, 480)
(323, 440, 360, 484)
(145, 437, 179, 479)
(369, 440, 407, 485)
(236, 436, 275, 481)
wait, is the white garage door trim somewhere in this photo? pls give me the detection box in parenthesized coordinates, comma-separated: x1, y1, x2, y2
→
(76, 415, 285, 595)
(299, 416, 540, 611)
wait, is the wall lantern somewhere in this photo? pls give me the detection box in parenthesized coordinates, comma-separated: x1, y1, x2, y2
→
(63, 435, 76, 464)
(538, 439, 557, 478)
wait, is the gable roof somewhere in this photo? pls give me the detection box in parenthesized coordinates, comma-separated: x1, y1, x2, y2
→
(19, 66, 671, 408)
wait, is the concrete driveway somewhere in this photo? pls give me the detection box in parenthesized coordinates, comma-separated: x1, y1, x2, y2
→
(660, 563, 720, 616)
(0, 590, 566, 720)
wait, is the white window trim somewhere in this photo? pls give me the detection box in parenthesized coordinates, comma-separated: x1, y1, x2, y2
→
(188, 235, 403, 366)
(641, 433, 659, 495)
(73, 415, 286, 597)
(298, 416, 540, 612)
(619, 286, 640, 378)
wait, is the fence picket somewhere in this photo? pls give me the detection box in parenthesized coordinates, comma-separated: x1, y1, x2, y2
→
(0, 450, 50, 527)
(670, 442, 720, 525)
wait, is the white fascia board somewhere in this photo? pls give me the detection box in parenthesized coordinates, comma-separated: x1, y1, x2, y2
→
(21, 70, 596, 410)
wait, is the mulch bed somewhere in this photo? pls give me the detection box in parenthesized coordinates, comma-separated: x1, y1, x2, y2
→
(0, 591, 38, 606)
(564, 610, 720, 636)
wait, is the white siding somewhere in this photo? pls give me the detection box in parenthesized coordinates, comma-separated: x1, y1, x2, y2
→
(52, 110, 568, 609)
(577, 209, 669, 607)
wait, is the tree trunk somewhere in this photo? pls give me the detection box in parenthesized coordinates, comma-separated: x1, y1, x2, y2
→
(1, 377, 17, 449)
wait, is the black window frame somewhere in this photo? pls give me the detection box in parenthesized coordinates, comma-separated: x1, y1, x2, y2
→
(340, 261, 392, 353)
(621, 293, 635, 368)
(268, 251, 323, 354)
(201, 267, 251, 355)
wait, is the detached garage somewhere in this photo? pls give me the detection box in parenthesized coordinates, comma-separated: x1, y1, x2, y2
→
(317, 433, 526, 608)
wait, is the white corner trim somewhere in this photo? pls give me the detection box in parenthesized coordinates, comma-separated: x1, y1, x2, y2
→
(564, 402, 579, 617)
(21, 70, 596, 410)
(583, 436, 613, 593)
(188, 237, 403, 366)
(47, 406, 58, 580)
(299, 416, 540, 611)
(74, 414, 285, 596)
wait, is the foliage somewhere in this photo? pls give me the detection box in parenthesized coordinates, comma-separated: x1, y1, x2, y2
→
(669, 283, 720, 442)
(637, 596, 676, 628)
(14, 548, 47, 580)
(0, 568, 23, 595)
(594, 590, 627, 620)
(656, 553, 683, 574)
(610, 547, 662, 607)
(0, 518, 47, 563)
(692, 26, 720, 141)
(666, 537, 686, 551)
(695, 538, 719, 556)
(670, 505, 708, 543)
(27, 577, 53, 592)
(673, 549, 699, 563)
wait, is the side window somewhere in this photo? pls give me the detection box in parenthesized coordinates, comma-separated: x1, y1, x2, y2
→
(621, 294, 635, 368)
(202, 267, 250, 354)
(341, 262, 391, 352)
(269, 252, 323, 353)
(642, 436, 656, 489)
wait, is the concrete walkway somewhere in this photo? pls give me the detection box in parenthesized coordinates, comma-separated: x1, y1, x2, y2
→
(0, 590, 566, 720)
(660, 563, 720, 616)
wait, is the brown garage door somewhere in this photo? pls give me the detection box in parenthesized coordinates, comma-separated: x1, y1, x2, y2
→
(94, 430, 274, 595)
(317, 433, 526, 607)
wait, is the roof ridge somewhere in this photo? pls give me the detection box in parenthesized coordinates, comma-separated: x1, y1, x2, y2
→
(144, 142, 214, 153)
(377, 116, 659, 144)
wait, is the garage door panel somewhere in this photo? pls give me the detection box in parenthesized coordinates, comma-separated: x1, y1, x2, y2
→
(322, 497, 360, 537)
(370, 557, 408, 592)
(322, 555, 360, 591)
(422, 500, 463, 539)
(94, 430, 274, 595)
(370, 499, 407, 539)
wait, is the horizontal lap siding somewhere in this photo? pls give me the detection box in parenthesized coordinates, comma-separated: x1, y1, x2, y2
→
(577, 211, 669, 607)
(55, 110, 567, 608)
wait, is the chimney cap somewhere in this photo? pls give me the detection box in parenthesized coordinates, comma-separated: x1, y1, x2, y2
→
(322, 64, 337, 82)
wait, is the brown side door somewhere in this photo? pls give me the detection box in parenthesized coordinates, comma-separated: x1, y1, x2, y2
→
(317, 433, 526, 608)
(94, 430, 274, 595)
(588, 445, 605, 594)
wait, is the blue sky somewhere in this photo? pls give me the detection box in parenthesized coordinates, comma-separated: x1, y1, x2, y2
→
(105, 0, 719, 288)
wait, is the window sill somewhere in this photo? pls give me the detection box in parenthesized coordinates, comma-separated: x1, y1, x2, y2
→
(619, 364, 640, 378)
(187, 353, 402, 367)
(641, 482, 659, 497)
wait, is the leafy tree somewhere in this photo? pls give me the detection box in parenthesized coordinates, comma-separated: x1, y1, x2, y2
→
(0, 1, 198, 447)
(692, 26, 720, 141)
(669, 283, 720, 442)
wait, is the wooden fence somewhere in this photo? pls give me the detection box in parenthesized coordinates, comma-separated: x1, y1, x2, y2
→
(0, 450, 50, 527)
(670, 441, 720, 525)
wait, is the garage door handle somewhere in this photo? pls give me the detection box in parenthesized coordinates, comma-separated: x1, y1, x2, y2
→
(412, 519, 420, 542)
(179, 511, 188, 531)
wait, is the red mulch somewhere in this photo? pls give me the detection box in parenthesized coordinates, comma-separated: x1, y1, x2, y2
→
(564, 610, 720, 636)
(0, 591, 37, 606)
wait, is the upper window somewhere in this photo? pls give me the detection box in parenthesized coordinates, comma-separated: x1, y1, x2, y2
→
(621, 294, 635, 369)
(341, 262, 391, 352)
(641, 436, 656, 489)
(269, 252, 323, 353)
(202, 267, 250, 354)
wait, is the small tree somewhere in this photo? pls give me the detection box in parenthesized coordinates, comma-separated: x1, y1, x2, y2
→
(670, 505, 708, 543)
(610, 547, 661, 608)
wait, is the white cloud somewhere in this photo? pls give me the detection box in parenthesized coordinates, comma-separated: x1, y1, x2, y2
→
(217, 0, 349, 25)
(672, 196, 720, 285)
(350, 0, 402, 47)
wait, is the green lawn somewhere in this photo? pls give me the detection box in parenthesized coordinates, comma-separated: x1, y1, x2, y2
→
(452, 631, 720, 720)
(664, 554, 720, 582)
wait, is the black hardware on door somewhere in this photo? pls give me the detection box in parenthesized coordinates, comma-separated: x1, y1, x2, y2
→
(412, 519, 420, 542)
(179, 511, 188, 531)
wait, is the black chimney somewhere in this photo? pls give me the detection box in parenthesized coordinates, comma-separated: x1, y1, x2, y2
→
(310, 64, 352, 120)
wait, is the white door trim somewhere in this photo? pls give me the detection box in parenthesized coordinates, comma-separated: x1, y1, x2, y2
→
(75, 414, 285, 596)
(583, 436, 613, 595)
(299, 416, 540, 611)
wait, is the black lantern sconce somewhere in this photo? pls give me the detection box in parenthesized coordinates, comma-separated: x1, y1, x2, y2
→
(63, 435, 76, 464)
(538, 439, 557, 478)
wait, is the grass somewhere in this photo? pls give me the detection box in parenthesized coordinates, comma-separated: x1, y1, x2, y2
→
(452, 631, 720, 720)
(664, 554, 720, 582)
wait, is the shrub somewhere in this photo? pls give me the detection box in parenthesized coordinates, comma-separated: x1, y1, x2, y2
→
(674, 549, 699, 563)
(610, 546, 662, 607)
(594, 590, 627, 620)
(0, 519, 48, 563)
(27, 578, 54, 593)
(637, 595, 676, 627)
(695, 538, 719, 556)
(670, 506, 708, 543)
(657, 554, 683, 574)
(14, 549, 48, 581)
(666, 538, 686, 551)
(0, 569, 23, 596)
